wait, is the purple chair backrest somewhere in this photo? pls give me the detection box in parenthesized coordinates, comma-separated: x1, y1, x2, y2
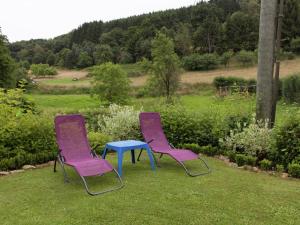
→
(139, 112, 170, 150)
(55, 115, 92, 162)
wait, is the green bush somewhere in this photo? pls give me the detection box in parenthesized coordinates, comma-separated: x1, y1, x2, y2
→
(276, 164, 285, 173)
(177, 143, 201, 154)
(220, 51, 233, 67)
(213, 76, 256, 93)
(227, 151, 236, 162)
(279, 51, 296, 60)
(87, 132, 112, 155)
(245, 155, 257, 166)
(30, 64, 57, 77)
(199, 145, 219, 156)
(160, 106, 219, 147)
(282, 74, 300, 103)
(235, 154, 247, 166)
(271, 116, 300, 168)
(182, 53, 219, 71)
(290, 37, 300, 54)
(288, 163, 300, 178)
(0, 106, 56, 170)
(235, 50, 256, 67)
(259, 159, 272, 170)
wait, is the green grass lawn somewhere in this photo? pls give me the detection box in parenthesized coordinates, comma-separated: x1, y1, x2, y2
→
(39, 78, 91, 86)
(28, 94, 100, 112)
(0, 155, 299, 225)
(28, 93, 300, 124)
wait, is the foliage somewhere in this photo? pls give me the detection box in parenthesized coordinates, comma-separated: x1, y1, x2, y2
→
(87, 132, 112, 155)
(145, 32, 181, 100)
(91, 62, 130, 105)
(290, 37, 300, 53)
(159, 106, 219, 147)
(271, 116, 300, 168)
(282, 74, 300, 103)
(288, 163, 300, 178)
(182, 53, 219, 71)
(220, 119, 272, 160)
(259, 159, 273, 170)
(93, 44, 113, 65)
(0, 30, 17, 88)
(30, 64, 57, 77)
(276, 164, 285, 173)
(235, 154, 257, 167)
(0, 105, 56, 170)
(199, 145, 219, 156)
(97, 104, 142, 140)
(235, 50, 256, 67)
(219, 51, 233, 67)
(0, 88, 36, 113)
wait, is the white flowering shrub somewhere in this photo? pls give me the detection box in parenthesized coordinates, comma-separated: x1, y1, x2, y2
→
(99, 104, 142, 140)
(220, 119, 273, 160)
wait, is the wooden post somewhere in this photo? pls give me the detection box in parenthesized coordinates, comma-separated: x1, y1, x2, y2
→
(271, 0, 285, 126)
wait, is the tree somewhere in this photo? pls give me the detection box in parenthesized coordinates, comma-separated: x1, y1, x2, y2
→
(77, 51, 93, 68)
(0, 29, 17, 88)
(146, 32, 181, 101)
(174, 23, 193, 57)
(93, 44, 113, 65)
(91, 62, 130, 105)
(225, 11, 259, 51)
(256, 1, 278, 123)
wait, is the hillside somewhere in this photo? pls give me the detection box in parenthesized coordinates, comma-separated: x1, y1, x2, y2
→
(8, 0, 300, 70)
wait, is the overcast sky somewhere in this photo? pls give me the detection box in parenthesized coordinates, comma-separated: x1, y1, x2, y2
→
(0, 0, 198, 42)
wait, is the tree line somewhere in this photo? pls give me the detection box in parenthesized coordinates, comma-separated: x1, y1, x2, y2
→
(5, 0, 300, 71)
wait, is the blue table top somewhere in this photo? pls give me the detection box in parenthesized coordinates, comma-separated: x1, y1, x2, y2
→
(106, 140, 147, 148)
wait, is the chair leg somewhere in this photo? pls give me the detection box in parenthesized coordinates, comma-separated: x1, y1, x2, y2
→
(80, 169, 124, 196)
(137, 149, 143, 161)
(53, 156, 57, 172)
(159, 153, 163, 159)
(57, 156, 70, 183)
(178, 157, 211, 177)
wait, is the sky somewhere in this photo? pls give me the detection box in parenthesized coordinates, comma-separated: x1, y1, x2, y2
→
(0, 0, 199, 42)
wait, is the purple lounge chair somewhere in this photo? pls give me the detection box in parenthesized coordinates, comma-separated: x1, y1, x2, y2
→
(54, 114, 123, 196)
(138, 112, 211, 177)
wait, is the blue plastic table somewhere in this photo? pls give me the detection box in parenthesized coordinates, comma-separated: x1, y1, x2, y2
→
(102, 140, 155, 177)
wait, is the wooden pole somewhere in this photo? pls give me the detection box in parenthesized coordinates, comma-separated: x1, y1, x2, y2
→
(271, 0, 284, 126)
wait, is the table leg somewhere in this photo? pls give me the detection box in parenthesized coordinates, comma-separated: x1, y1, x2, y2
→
(117, 151, 124, 177)
(102, 147, 108, 159)
(145, 146, 155, 170)
(131, 149, 135, 164)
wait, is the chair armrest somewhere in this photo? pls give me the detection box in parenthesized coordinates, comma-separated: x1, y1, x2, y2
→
(91, 144, 101, 157)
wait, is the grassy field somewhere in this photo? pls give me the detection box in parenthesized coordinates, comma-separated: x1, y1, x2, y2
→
(0, 155, 299, 225)
(28, 93, 300, 125)
(35, 57, 300, 88)
(28, 94, 100, 112)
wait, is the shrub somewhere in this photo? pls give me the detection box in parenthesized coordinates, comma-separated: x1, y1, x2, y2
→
(235, 154, 247, 166)
(98, 104, 142, 140)
(246, 155, 257, 166)
(199, 145, 219, 156)
(259, 159, 272, 170)
(30, 64, 57, 77)
(213, 76, 256, 93)
(290, 37, 300, 54)
(159, 106, 219, 147)
(288, 163, 300, 178)
(282, 74, 300, 103)
(279, 51, 296, 60)
(276, 164, 285, 173)
(220, 119, 272, 160)
(235, 50, 256, 67)
(178, 143, 201, 154)
(87, 132, 112, 155)
(90, 62, 130, 105)
(0, 88, 36, 113)
(271, 116, 300, 168)
(0, 106, 56, 170)
(182, 53, 219, 71)
(220, 51, 233, 67)
(227, 151, 236, 162)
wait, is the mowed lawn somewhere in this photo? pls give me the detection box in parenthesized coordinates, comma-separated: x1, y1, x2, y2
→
(0, 155, 299, 225)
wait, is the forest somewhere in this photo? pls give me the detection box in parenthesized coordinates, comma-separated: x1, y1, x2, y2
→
(7, 0, 300, 70)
